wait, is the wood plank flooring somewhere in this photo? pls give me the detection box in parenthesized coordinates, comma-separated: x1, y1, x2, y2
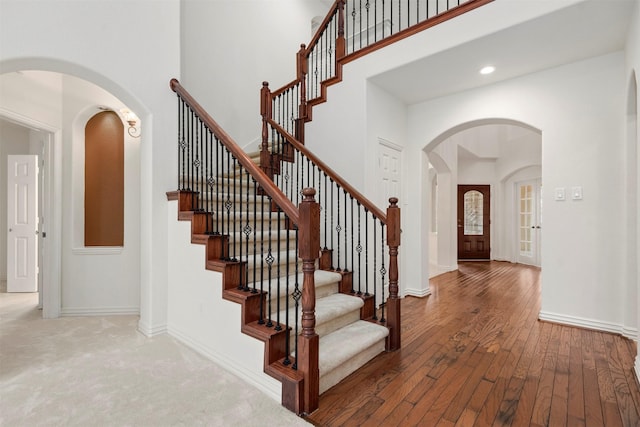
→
(305, 261, 640, 426)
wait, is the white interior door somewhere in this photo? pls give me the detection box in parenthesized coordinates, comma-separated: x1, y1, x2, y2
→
(516, 179, 541, 266)
(7, 155, 39, 292)
(378, 139, 402, 207)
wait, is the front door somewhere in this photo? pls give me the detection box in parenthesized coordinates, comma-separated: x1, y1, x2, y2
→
(457, 185, 490, 260)
(7, 155, 39, 292)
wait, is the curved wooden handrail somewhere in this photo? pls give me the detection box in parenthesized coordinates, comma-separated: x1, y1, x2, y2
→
(170, 79, 300, 225)
(267, 118, 387, 223)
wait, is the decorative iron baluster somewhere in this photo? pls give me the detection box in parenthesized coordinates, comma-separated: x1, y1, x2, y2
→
(372, 220, 378, 320)
(283, 220, 292, 366)
(258, 191, 265, 324)
(243, 169, 251, 292)
(380, 220, 386, 323)
(275, 207, 282, 332)
(252, 177, 259, 295)
(335, 184, 341, 271)
(365, 208, 369, 296)
(292, 228, 300, 370)
(266, 196, 274, 328)
(343, 189, 348, 272)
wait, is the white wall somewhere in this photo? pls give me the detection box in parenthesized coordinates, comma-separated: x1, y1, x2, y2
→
(167, 200, 282, 402)
(0, 0, 180, 333)
(409, 52, 626, 333)
(181, 0, 329, 148)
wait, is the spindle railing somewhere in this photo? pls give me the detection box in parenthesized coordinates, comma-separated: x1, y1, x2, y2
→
(259, 113, 402, 352)
(268, 0, 493, 139)
(170, 79, 321, 414)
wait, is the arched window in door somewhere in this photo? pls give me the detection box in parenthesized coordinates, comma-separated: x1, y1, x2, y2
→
(84, 111, 124, 246)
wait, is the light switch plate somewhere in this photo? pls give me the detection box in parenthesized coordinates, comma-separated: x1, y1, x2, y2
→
(572, 186, 583, 200)
(555, 187, 566, 201)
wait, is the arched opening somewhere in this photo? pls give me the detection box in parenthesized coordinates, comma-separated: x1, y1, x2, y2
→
(424, 119, 542, 276)
(0, 63, 146, 320)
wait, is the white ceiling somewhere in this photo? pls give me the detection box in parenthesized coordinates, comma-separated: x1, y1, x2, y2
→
(369, 0, 636, 105)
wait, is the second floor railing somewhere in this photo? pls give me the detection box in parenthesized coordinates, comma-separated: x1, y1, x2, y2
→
(269, 0, 493, 141)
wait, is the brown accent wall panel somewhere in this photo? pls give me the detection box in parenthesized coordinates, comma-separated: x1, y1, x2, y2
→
(85, 111, 124, 246)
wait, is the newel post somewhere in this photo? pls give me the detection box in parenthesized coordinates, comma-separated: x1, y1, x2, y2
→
(298, 188, 320, 414)
(297, 44, 308, 143)
(260, 82, 273, 176)
(336, 0, 346, 61)
(386, 197, 401, 351)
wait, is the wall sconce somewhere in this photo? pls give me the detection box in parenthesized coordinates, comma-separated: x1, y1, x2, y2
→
(121, 109, 141, 138)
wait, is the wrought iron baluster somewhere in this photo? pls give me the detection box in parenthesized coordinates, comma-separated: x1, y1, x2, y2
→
(252, 178, 258, 294)
(351, 197, 356, 293)
(372, 220, 378, 320)
(283, 219, 291, 366)
(275, 208, 282, 332)
(266, 196, 274, 328)
(215, 136, 220, 235)
(380, 221, 386, 323)
(292, 228, 300, 370)
(330, 180, 334, 268)
(343, 190, 348, 272)
(258, 191, 265, 324)
(323, 173, 328, 250)
(336, 184, 341, 271)
(243, 167, 251, 292)
(365, 208, 369, 296)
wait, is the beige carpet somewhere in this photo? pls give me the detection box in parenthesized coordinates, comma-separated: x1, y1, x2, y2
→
(0, 286, 309, 427)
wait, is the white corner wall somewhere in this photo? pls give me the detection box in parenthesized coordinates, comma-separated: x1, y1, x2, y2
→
(166, 201, 282, 402)
(0, 0, 180, 334)
(180, 0, 329, 147)
(408, 52, 627, 333)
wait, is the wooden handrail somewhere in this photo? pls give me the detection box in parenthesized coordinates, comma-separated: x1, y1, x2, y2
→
(267, 118, 387, 223)
(170, 79, 300, 225)
(305, 1, 341, 58)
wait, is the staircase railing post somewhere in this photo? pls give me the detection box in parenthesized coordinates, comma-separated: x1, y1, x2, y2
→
(336, 0, 346, 60)
(260, 81, 273, 177)
(386, 197, 401, 351)
(297, 44, 308, 144)
(298, 187, 320, 414)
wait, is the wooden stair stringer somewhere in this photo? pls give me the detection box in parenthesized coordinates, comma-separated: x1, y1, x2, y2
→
(169, 190, 304, 413)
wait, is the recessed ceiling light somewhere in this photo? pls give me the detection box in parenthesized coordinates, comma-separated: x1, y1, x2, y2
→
(480, 65, 495, 75)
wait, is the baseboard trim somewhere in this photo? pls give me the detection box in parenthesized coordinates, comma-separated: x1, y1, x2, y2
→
(622, 326, 638, 341)
(635, 356, 640, 385)
(404, 287, 432, 298)
(60, 306, 139, 317)
(168, 324, 281, 402)
(138, 320, 168, 337)
(539, 310, 633, 337)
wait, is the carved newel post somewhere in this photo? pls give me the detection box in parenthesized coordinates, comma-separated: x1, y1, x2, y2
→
(260, 81, 273, 176)
(386, 197, 401, 351)
(298, 188, 320, 414)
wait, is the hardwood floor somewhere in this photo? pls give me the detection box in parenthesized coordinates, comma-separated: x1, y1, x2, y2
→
(305, 261, 640, 426)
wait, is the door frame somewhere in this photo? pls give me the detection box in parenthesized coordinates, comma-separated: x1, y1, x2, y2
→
(1, 108, 61, 318)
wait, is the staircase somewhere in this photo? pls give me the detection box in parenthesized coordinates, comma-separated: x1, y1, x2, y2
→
(166, 0, 491, 416)
(169, 150, 389, 396)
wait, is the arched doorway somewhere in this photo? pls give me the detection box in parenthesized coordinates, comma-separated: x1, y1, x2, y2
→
(0, 65, 146, 320)
(424, 119, 542, 276)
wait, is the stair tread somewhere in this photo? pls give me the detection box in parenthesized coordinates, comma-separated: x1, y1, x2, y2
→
(318, 320, 389, 374)
(274, 293, 363, 329)
(263, 269, 342, 301)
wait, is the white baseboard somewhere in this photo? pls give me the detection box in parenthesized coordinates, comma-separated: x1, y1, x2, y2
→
(168, 324, 281, 403)
(138, 320, 168, 337)
(539, 310, 635, 337)
(60, 306, 139, 317)
(622, 326, 638, 341)
(635, 356, 640, 385)
(403, 287, 431, 298)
